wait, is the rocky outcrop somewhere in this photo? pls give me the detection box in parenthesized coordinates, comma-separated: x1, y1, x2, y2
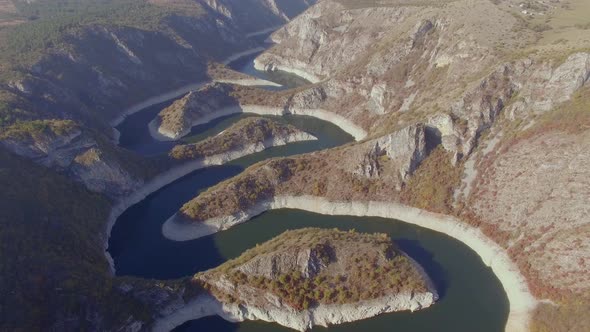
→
(68, 147, 144, 198)
(0, 122, 144, 198)
(169, 117, 316, 161)
(200, 0, 317, 34)
(237, 245, 328, 280)
(377, 124, 427, 180)
(154, 291, 436, 332)
(209, 63, 282, 87)
(1, 0, 318, 134)
(433, 52, 590, 159)
(252, 0, 590, 165)
(149, 83, 245, 141)
(154, 228, 437, 331)
(355, 124, 426, 181)
(508, 52, 590, 117)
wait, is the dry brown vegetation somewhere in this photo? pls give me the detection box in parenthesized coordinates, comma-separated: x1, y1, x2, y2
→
(178, 144, 405, 222)
(531, 301, 590, 332)
(460, 87, 590, 329)
(157, 83, 291, 136)
(0, 119, 78, 141)
(196, 228, 429, 310)
(400, 146, 463, 214)
(169, 117, 304, 161)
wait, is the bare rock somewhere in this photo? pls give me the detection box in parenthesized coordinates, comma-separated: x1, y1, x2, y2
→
(377, 124, 427, 180)
(238, 244, 329, 279)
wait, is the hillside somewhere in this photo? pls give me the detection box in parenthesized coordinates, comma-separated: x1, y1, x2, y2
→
(155, 228, 437, 331)
(170, 0, 590, 331)
(0, 0, 313, 129)
(0, 148, 148, 331)
(1, 0, 589, 331)
(0, 1, 317, 330)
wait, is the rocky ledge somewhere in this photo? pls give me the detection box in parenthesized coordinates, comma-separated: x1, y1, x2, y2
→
(169, 117, 316, 162)
(153, 228, 437, 331)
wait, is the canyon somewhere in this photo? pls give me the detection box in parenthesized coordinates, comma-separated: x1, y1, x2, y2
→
(0, 1, 589, 332)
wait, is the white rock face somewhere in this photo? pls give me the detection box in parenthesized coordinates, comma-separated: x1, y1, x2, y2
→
(376, 124, 426, 180)
(153, 281, 437, 332)
(353, 124, 427, 181)
(253, 57, 322, 83)
(201, 0, 315, 33)
(509, 52, 590, 115)
(236, 244, 328, 279)
(369, 83, 388, 114)
(214, 78, 282, 88)
(254, 1, 412, 81)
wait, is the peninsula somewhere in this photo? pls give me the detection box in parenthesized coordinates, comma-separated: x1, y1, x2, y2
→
(153, 228, 438, 331)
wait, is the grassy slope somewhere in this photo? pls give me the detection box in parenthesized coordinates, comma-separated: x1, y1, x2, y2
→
(0, 119, 77, 140)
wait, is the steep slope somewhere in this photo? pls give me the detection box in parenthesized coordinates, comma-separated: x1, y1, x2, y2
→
(0, 1, 318, 330)
(0, 147, 149, 331)
(0, 0, 314, 129)
(166, 0, 590, 330)
(0, 120, 155, 198)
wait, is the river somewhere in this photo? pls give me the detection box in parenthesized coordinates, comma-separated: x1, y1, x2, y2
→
(108, 51, 509, 332)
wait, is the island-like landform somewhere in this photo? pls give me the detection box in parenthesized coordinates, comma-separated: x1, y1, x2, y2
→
(153, 228, 437, 331)
(169, 116, 316, 162)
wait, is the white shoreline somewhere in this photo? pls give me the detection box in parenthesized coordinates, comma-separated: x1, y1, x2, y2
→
(151, 105, 367, 142)
(254, 58, 322, 84)
(214, 78, 282, 88)
(109, 47, 274, 130)
(103, 134, 317, 275)
(153, 289, 437, 332)
(221, 47, 266, 65)
(245, 25, 283, 38)
(163, 195, 538, 332)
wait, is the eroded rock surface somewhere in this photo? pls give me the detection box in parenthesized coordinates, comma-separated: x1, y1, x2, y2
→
(154, 228, 437, 331)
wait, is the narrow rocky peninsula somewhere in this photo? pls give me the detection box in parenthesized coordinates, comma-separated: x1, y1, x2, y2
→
(208, 62, 282, 88)
(149, 83, 287, 141)
(169, 117, 317, 162)
(153, 228, 438, 332)
(149, 82, 367, 142)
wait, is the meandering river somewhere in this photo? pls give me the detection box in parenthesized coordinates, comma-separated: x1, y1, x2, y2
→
(108, 52, 509, 332)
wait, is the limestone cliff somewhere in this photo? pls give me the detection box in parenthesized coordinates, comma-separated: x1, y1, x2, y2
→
(0, 120, 147, 198)
(253, 0, 590, 164)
